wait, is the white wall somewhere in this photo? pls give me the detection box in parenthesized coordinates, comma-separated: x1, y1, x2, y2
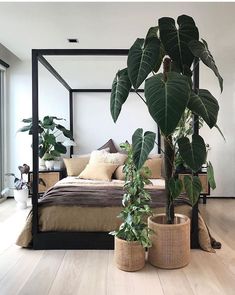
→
(73, 92, 157, 154)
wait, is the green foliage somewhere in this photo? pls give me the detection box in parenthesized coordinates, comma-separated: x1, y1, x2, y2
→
(188, 39, 223, 92)
(207, 161, 216, 190)
(110, 143, 153, 248)
(132, 128, 156, 170)
(127, 37, 161, 89)
(177, 134, 207, 172)
(159, 15, 199, 72)
(188, 90, 219, 128)
(183, 175, 202, 206)
(168, 177, 183, 201)
(110, 14, 223, 223)
(145, 72, 190, 136)
(110, 68, 131, 123)
(19, 115, 73, 159)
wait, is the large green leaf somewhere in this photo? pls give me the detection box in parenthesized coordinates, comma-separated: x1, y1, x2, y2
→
(188, 39, 223, 92)
(132, 128, 156, 170)
(54, 142, 67, 154)
(110, 68, 131, 123)
(56, 124, 73, 139)
(207, 161, 216, 190)
(168, 177, 183, 201)
(145, 72, 189, 136)
(145, 26, 159, 41)
(215, 124, 226, 142)
(127, 37, 161, 89)
(178, 134, 207, 172)
(18, 124, 32, 132)
(22, 118, 32, 123)
(183, 175, 202, 206)
(44, 133, 56, 146)
(188, 89, 219, 128)
(145, 27, 164, 73)
(159, 15, 199, 72)
(39, 145, 47, 158)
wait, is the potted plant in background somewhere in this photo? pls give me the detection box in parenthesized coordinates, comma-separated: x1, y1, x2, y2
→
(1, 164, 30, 209)
(18, 116, 75, 170)
(1, 164, 46, 208)
(110, 136, 154, 272)
(110, 14, 222, 268)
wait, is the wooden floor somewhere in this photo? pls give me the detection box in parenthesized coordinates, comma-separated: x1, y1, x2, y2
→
(0, 198, 234, 295)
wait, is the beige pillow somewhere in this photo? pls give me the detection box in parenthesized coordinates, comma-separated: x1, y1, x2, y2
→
(78, 163, 118, 181)
(143, 157, 163, 179)
(89, 150, 127, 166)
(114, 165, 125, 180)
(63, 156, 90, 176)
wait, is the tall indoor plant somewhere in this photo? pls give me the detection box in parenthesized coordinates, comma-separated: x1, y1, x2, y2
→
(110, 14, 222, 224)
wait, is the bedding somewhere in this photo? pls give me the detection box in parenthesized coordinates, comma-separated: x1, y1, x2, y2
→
(16, 177, 216, 252)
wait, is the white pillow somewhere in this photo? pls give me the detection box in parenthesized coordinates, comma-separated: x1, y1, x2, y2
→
(71, 147, 110, 158)
(89, 150, 127, 166)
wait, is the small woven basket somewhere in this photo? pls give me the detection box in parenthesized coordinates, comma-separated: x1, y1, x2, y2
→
(114, 237, 145, 272)
(148, 214, 190, 269)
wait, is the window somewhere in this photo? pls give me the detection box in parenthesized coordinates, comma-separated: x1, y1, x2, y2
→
(0, 64, 6, 194)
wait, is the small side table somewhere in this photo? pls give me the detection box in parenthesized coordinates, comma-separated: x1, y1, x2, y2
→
(178, 172, 210, 204)
(28, 169, 66, 195)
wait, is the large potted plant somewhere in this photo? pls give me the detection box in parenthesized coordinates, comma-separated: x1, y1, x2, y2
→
(110, 15, 222, 268)
(18, 116, 74, 170)
(110, 140, 154, 272)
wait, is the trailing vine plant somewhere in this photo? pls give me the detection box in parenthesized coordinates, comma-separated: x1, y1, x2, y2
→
(110, 138, 154, 247)
(110, 15, 223, 224)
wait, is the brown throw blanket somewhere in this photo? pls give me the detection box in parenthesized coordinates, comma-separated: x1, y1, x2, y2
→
(39, 185, 166, 208)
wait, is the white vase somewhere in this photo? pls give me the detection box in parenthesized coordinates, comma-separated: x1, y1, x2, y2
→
(45, 160, 55, 170)
(14, 188, 29, 209)
(39, 157, 46, 170)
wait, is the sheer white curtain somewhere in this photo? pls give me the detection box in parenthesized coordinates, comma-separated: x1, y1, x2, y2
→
(0, 65, 6, 195)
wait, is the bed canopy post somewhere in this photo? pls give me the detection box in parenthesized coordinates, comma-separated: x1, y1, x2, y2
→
(69, 90, 74, 157)
(191, 57, 200, 249)
(32, 49, 39, 239)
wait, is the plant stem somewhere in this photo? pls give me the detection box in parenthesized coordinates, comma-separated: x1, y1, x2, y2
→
(135, 91, 147, 105)
(164, 136, 175, 224)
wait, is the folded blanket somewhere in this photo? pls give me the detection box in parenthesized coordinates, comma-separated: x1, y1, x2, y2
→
(38, 185, 166, 208)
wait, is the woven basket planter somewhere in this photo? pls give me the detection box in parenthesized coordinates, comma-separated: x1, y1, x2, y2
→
(148, 214, 190, 269)
(114, 237, 145, 272)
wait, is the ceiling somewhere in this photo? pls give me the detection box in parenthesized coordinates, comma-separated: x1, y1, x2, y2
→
(0, 2, 234, 61)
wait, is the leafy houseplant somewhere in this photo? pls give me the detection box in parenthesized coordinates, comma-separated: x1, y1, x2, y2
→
(110, 14, 222, 224)
(1, 164, 46, 209)
(111, 139, 154, 271)
(18, 116, 73, 160)
(1, 164, 30, 209)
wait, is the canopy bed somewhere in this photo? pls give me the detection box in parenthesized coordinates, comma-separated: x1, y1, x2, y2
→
(25, 49, 201, 250)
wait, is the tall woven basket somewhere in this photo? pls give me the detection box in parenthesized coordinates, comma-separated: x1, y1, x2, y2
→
(114, 237, 145, 272)
(148, 214, 190, 269)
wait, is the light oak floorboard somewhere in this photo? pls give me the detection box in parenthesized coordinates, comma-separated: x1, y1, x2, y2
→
(0, 249, 44, 295)
(48, 250, 90, 295)
(107, 252, 164, 295)
(0, 198, 234, 295)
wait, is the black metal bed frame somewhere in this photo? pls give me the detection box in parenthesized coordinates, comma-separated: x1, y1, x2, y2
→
(32, 49, 199, 249)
